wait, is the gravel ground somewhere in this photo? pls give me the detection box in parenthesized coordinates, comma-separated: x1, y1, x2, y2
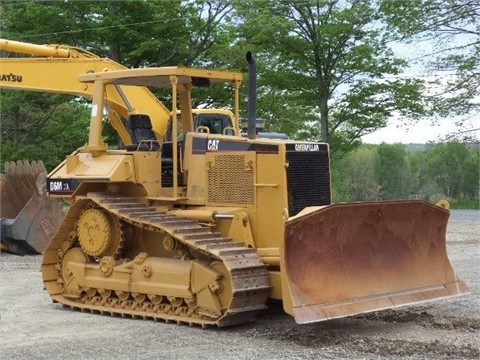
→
(1, 210, 478, 360)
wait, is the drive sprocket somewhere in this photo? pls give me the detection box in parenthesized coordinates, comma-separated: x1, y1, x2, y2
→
(77, 208, 123, 257)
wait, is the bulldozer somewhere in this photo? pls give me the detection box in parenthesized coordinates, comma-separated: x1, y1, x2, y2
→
(0, 160, 63, 254)
(35, 52, 468, 327)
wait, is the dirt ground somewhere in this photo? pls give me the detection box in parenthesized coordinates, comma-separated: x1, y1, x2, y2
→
(1, 210, 478, 360)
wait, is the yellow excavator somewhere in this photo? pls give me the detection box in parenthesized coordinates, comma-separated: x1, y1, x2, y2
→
(0, 39, 238, 144)
(35, 52, 468, 327)
(0, 39, 236, 254)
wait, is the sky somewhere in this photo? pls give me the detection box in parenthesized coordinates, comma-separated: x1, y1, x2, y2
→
(361, 113, 479, 144)
(361, 29, 479, 144)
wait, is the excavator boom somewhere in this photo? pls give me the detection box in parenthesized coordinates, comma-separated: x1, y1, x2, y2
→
(0, 38, 171, 144)
(0, 39, 92, 58)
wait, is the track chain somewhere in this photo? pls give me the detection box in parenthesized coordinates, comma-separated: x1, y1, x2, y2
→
(42, 192, 271, 327)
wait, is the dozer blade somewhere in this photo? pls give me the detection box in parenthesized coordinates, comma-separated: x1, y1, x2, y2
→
(282, 201, 470, 324)
(0, 160, 64, 254)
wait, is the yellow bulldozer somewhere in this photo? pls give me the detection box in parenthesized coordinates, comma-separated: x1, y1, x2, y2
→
(35, 52, 469, 327)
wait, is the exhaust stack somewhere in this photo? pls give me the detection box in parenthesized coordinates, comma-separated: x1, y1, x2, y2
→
(246, 51, 257, 140)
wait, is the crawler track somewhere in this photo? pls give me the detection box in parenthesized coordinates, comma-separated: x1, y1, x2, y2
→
(42, 192, 271, 327)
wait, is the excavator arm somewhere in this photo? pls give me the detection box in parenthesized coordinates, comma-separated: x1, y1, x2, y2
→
(0, 39, 171, 144)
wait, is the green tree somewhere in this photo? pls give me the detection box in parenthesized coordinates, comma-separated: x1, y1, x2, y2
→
(233, 0, 429, 151)
(0, 90, 90, 170)
(462, 147, 480, 199)
(424, 142, 473, 198)
(0, 1, 233, 67)
(404, 149, 427, 199)
(377, 143, 412, 199)
(380, 0, 480, 138)
(331, 146, 381, 201)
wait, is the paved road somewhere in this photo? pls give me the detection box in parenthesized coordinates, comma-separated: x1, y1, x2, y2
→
(450, 209, 480, 221)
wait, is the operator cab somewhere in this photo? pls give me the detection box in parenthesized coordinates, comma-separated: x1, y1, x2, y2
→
(165, 111, 236, 141)
(193, 113, 235, 136)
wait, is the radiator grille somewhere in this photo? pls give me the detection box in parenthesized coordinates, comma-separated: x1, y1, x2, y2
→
(208, 154, 254, 205)
(286, 149, 331, 216)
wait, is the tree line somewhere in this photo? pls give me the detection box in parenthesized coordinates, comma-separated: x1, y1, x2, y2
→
(331, 142, 479, 208)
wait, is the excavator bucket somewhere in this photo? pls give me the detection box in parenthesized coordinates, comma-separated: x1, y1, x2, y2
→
(0, 160, 64, 254)
(282, 201, 470, 324)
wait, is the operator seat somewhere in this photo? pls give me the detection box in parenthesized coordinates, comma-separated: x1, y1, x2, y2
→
(126, 114, 159, 150)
